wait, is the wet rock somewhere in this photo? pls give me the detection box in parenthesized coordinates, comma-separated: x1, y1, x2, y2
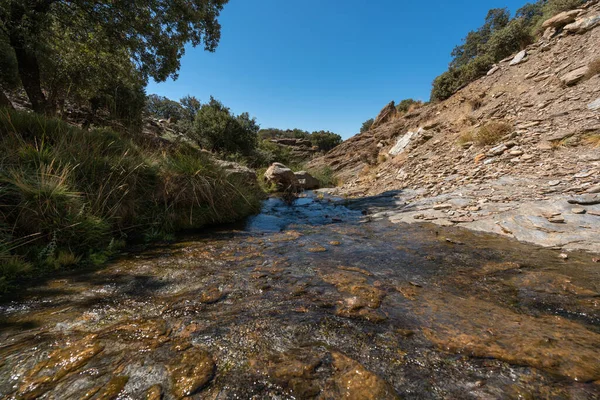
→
(264, 163, 298, 190)
(17, 336, 104, 399)
(200, 286, 223, 304)
(93, 376, 129, 400)
(331, 352, 399, 400)
(560, 66, 589, 86)
(145, 384, 163, 400)
(264, 350, 323, 398)
(320, 270, 386, 322)
(168, 348, 216, 398)
(509, 50, 527, 66)
(295, 171, 320, 190)
(419, 292, 600, 382)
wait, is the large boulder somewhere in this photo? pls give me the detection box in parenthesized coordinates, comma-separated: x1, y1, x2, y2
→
(371, 101, 399, 130)
(264, 163, 298, 189)
(541, 9, 582, 29)
(294, 171, 320, 190)
(564, 14, 600, 34)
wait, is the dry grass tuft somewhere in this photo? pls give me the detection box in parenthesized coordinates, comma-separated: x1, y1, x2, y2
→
(475, 121, 513, 146)
(584, 133, 600, 148)
(468, 98, 483, 111)
(586, 58, 600, 80)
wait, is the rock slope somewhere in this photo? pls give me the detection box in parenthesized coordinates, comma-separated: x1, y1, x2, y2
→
(310, 1, 600, 253)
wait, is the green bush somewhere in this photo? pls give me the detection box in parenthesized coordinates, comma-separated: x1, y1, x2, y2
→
(430, 0, 584, 101)
(360, 119, 374, 133)
(192, 97, 259, 155)
(0, 109, 262, 292)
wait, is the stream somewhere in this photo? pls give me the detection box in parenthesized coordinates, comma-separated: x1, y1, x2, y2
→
(1, 193, 599, 399)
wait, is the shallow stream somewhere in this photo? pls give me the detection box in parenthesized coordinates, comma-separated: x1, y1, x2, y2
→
(1, 193, 599, 399)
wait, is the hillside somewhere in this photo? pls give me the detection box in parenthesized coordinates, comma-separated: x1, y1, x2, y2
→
(310, 1, 600, 253)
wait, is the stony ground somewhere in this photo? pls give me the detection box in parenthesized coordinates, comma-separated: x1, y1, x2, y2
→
(310, 1, 600, 253)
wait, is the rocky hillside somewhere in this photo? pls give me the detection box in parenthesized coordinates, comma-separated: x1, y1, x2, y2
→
(310, 1, 600, 253)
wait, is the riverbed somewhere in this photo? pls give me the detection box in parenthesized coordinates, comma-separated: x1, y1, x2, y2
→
(1, 193, 599, 399)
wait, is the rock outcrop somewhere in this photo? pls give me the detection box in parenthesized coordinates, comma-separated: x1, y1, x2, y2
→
(371, 101, 399, 130)
(309, 1, 600, 253)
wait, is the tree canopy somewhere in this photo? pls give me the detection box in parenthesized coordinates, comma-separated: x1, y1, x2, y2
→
(0, 0, 229, 114)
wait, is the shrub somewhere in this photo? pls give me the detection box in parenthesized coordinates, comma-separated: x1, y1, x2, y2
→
(0, 109, 262, 292)
(192, 97, 259, 155)
(475, 121, 513, 145)
(310, 131, 342, 152)
(396, 99, 422, 113)
(307, 166, 338, 188)
(360, 119, 374, 133)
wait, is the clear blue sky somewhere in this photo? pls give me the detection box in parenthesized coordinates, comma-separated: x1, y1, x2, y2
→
(147, 0, 527, 139)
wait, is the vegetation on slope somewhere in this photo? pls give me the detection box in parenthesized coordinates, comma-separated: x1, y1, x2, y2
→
(0, 110, 262, 292)
(431, 0, 586, 101)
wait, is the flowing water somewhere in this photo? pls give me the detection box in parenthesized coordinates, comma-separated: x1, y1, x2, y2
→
(1, 193, 599, 399)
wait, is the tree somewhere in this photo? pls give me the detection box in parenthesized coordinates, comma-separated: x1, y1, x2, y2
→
(193, 97, 259, 155)
(360, 119, 374, 133)
(310, 131, 342, 152)
(0, 0, 229, 114)
(146, 95, 185, 121)
(180, 95, 201, 122)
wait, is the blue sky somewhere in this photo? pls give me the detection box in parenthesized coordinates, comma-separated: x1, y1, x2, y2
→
(147, 0, 527, 139)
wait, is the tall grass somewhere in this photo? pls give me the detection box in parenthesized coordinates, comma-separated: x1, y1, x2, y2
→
(0, 110, 262, 292)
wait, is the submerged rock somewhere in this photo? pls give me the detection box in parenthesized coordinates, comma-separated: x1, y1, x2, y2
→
(168, 347, 216, 398)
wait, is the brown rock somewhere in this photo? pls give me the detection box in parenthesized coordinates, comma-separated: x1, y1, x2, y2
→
(371, 101, 399, 130)
(168, 348, 216, 398)
(331, 352, 399, 400)
(264, 163, 299, 190)
(560, 66, 589, 86)
(541, 9, 581, 29)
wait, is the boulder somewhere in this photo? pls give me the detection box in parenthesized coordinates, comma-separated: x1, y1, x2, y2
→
(371, 101, 399, 129)
(214, 160, 257, 183)
(509, 50, 527, 66)
(564, 14, 600, 34)
(541, 9, 582, 29)
(264, 163, 298, 189)
(560, 66, 589, 86)
(294, 171, 320, 190)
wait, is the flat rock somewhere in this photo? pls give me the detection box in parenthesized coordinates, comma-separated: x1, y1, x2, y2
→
(487, 144, 508, 156)
(568, 194, 600, 205)
(560, 66, 589, 86)
(542, 9, 582, 29)
(571, 208, 586, 214)
(509, 50, 527, 66)
(588, 98, 600, 111)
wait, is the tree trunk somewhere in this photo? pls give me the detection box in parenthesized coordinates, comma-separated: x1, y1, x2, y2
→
(8, 0, 55, 115)
(0, 89, 14, 110)
(12, 46, 48, 114)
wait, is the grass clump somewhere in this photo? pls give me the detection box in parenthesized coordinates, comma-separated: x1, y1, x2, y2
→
(584, 133, 600, 148)
(0, 109, 262, 293)
(585, 58, 600, 80)
(307, 166, 338, 188)
(475, 121, 513, 146)
(458, 121, 513, 147)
